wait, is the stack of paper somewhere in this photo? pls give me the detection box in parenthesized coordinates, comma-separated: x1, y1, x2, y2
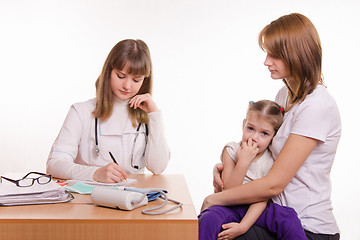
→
(65, 178, 137, 194)
(0, 180, 73, 206)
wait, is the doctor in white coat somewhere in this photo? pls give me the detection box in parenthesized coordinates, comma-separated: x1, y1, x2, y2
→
(47, 39, 170, 183)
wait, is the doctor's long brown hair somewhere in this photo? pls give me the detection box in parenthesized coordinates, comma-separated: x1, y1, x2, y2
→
(258, 13, 323, 109)
(92, 39, 153, 127)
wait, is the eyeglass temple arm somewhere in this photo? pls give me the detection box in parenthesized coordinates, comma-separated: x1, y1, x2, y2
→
(22, 172, 50, 179)
(1, 176, 18, 184)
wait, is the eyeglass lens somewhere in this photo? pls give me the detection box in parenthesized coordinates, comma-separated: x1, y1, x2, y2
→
(19, 176, 51, 187)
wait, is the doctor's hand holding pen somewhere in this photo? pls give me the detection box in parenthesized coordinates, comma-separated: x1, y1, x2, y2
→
(93, 152, 128, 183)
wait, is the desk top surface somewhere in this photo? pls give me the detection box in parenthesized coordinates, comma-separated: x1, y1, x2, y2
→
(0, 174, 198, 221)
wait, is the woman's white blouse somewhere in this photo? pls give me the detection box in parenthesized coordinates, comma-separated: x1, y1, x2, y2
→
(46, 98, 170, 180)
(270, 85, 341, 234)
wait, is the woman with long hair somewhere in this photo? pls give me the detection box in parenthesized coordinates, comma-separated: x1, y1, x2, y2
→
(47, 39, 169, 182)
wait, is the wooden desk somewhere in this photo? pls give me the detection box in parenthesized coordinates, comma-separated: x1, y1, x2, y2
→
(0, 174, 198, 240)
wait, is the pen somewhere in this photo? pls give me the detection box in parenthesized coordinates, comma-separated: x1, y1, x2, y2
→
(108, 151, 118, 164)
(56, 180, 67, 186)
(108, 151, 127, 181)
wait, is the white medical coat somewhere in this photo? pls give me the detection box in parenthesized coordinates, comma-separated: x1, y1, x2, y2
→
(47, 98, 170, 180)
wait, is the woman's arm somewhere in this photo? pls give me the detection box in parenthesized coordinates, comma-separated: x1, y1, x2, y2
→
(202, 134, 318, 211)
(46, 105, 99, 180)
(129, 94, 170, 174)
(144, 111, 170, 174)
(213, 163, 224, 192)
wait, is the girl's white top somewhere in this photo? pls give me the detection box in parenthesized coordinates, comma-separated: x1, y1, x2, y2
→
(270, 85, 341, 234)
(224, 142, 273, 184)
(47, 98, 170, 180)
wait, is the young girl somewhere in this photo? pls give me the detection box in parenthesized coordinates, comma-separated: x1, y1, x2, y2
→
(206, 13, 341, 240)
(46, 39, 170, 183)
(199, 100, 307, 240)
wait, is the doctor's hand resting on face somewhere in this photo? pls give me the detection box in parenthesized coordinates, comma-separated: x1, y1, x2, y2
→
(129, 93, 159, 113)
(47, 39, 170, 183)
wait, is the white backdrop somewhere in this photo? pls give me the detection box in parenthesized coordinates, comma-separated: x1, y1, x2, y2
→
(1, 0, 359, 238)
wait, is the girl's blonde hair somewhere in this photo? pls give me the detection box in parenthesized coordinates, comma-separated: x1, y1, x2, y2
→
(247, 100, 285, 134)
(258, 13, 323, 107)
(92, 39, 153, 126)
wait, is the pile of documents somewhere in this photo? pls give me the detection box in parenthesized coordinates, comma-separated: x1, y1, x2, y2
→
(0, 180, 73, 206)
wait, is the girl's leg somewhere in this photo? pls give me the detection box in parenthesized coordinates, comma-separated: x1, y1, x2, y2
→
(200, 203, 308, 240)
(259, 203, 307, 239)
(233, 202, 307, 240)
(198, 205, 243, 240)
(225, 204, 276, 240)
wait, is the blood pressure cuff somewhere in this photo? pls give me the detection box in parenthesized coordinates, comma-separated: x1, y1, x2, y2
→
(124, 187, 168, 201)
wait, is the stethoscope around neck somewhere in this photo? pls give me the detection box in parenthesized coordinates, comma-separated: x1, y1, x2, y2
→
(94, 118, 148, 169)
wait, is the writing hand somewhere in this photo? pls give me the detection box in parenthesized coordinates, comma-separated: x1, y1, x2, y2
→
(93, 163, 128, 183)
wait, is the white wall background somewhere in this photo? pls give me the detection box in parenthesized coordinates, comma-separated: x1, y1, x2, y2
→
(1, 0, 359, 238)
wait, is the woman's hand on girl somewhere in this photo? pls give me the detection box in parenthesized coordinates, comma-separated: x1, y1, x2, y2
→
(93, 163, 128, 183)
(129, 93, 159, 113)
(213, 163, 224, 193)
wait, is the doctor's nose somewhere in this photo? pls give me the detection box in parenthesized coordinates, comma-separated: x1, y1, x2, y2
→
(123, 78, 132, 90)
